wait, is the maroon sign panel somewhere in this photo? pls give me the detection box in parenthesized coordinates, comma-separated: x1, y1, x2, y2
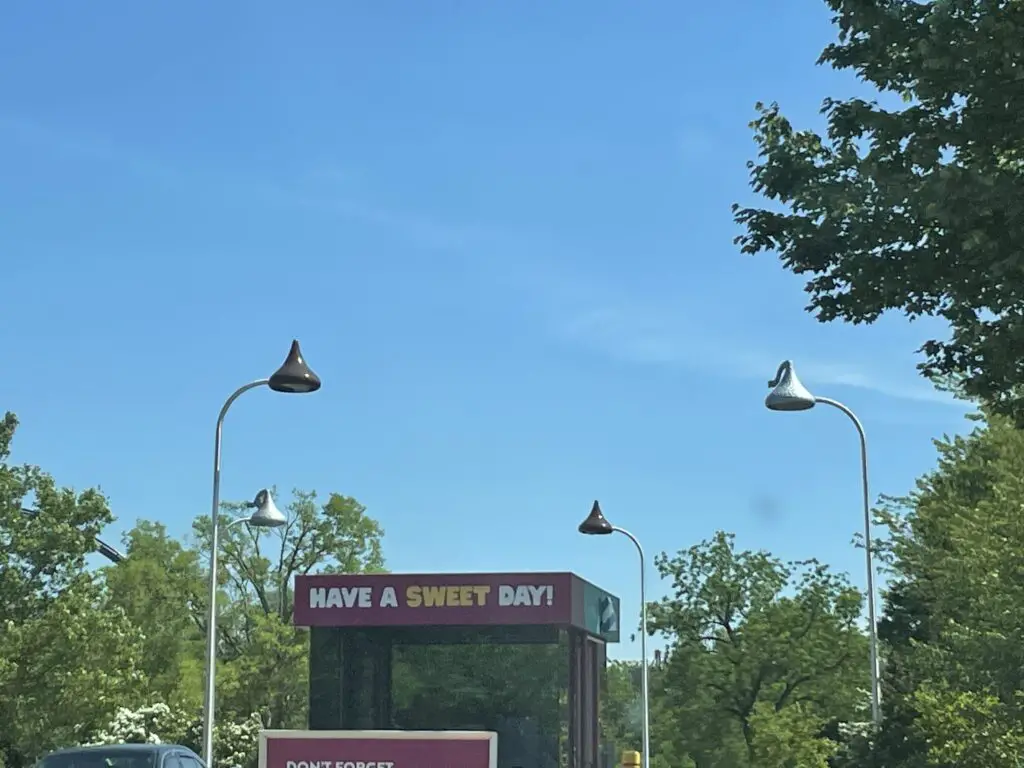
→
(260, 730, 496, 768)
(293, 572, 574, 627)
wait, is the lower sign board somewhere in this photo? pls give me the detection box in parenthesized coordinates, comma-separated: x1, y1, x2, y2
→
(259, 729, 498, 768)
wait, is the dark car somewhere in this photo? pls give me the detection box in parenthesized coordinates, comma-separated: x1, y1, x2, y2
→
(37, 744, 206, 768)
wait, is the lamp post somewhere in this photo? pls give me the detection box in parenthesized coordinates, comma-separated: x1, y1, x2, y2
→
(765, 359, 881, 728)
(201, 341, 321, 768)
(579, 500, 650, 768)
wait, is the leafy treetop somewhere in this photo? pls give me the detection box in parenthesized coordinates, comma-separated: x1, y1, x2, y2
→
(734, 0, 1024, 419)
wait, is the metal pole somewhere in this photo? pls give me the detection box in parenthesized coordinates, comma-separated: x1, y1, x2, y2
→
(201, 379, 268, 768)
(95, 537, 126, 563)
(614, 527, 650, 768)
(816, 397, 881, 728)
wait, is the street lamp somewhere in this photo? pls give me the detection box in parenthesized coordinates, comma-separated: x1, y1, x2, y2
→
(765, 359, 881, 728)
(579, 500, 650, 768)
(201, 341, 320, 768)
(227, 488, 288, 529)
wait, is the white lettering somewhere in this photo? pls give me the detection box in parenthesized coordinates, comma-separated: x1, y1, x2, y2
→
(286, 761, 396, 768)
(498, 583, 550, 607)
(513, 585, 532, 606)
(314, 586, 374, 609)
(379, 586, 398, 608)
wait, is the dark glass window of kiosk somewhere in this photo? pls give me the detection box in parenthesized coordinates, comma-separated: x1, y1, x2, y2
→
(390, 626, 569, 768)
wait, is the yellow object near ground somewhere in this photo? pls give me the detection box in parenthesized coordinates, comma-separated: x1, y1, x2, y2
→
(621, 750, 641, 768)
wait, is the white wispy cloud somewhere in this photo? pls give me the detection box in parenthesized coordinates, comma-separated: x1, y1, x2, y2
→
(559, 305, 966, 407)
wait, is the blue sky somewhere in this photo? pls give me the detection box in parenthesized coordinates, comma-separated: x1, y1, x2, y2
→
(3, 2, 972, 659)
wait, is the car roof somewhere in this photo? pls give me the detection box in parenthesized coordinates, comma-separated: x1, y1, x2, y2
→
(44, 745, 193, 757)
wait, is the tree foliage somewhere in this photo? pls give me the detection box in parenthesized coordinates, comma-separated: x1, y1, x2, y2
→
(873, 413, 1024, 767)
(192, 489, 385, 728)
(194, 489, 385, 627)
(734, 0, 1024, 419)
(0, 412, 114, 623)
(0, 413, 146, 767)
(2, 586, 146, 760)
(648, 532, 868, 767)
(747, 702, 837, 768)
(101, 522, 206, 710)
(732, 0, 1024, 762)
(601, 660, 644, 755)
(0, 410, 387, 765)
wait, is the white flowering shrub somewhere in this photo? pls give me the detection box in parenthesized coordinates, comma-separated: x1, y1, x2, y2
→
(830, 720, 874, 767)
(836, 720, 871, 742)
(86, 704, 262, 768)
(88, 703, 191, 745)
(202, 713, 263, 768)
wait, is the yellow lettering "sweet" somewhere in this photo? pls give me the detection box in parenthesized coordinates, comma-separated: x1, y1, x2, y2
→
(405, 585, 491, 607)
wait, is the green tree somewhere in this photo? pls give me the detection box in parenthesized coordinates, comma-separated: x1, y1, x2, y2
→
(649, 532, 868, 767)
(2, 587, 146, 760)
(734, 0, 1024, 419)
(101, 521, 207, 711)
(0, 412, 145, 766)
(601, 660, 644, 754)
(0, 412, 113, 624)
(748, 702, 837, 768)
(873, 411, 1024, 767)
(192, 488, 385, 728)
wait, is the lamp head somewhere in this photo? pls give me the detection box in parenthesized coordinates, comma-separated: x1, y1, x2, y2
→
(247, 489, 287, 528)
(268, 340, 321, 394)
(765, 360, 816, 412)
(579, 500, 614, 535)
